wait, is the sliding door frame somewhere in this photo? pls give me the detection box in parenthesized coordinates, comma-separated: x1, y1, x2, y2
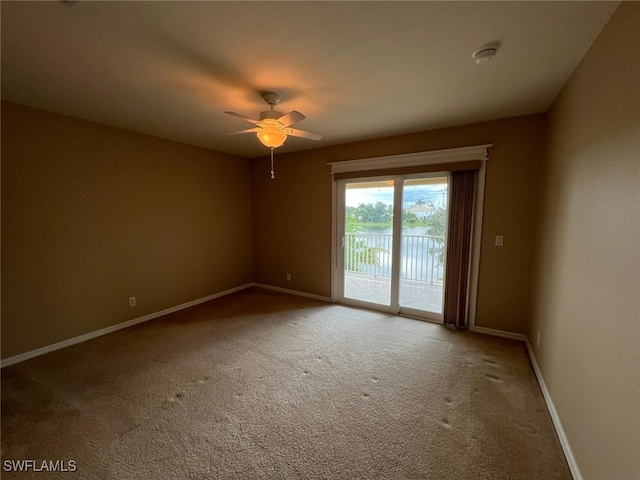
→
(329, 145, 491, 329)
(335, 173, 450, 321)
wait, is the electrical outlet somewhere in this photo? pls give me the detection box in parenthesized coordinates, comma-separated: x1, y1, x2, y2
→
(495, 235, 504, 247)
(286, 273, 291, 281)
(536, 331, 540, 347)
(129, 297, 136, 307)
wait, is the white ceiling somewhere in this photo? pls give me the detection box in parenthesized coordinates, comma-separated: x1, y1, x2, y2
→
(1, 1, 619, 158)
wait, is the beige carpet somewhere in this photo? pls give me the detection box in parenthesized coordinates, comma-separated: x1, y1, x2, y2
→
(1, 288, 571, 479)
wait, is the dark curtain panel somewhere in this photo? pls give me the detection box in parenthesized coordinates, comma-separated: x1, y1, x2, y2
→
(443, 170, 476, 328)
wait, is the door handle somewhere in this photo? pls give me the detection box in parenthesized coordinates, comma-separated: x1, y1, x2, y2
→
(341, 236, 345, 249)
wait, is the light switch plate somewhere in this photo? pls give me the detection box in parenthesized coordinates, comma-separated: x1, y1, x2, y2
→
(495, 235, 504, 246)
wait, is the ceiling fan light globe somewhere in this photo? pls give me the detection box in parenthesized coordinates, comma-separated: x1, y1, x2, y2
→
(257, 128, 287, 148)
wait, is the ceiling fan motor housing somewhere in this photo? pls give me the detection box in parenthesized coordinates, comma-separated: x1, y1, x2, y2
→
(260, 110, 283, 121)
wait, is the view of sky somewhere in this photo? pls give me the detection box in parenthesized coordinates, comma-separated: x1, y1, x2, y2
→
(346, 183, 447, 209)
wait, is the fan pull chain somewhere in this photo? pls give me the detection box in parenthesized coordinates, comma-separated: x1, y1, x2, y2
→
(270, 147, 275, 179)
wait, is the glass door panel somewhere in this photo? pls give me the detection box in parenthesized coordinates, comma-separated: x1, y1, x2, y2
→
(342, 179, 395, 307)
(399, 176, 448, 316)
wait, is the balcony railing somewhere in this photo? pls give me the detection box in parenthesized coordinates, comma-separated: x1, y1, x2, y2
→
(344, 233, 445, 285)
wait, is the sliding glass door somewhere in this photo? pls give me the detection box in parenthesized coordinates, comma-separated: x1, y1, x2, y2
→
(336, 174, 449, 321)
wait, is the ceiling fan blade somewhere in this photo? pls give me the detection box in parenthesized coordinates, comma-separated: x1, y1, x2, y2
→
(227, 127, 261, 135)
(225, 111, 260, 125)
(278, 110, 305, 127)
(287, 128, 323, 141)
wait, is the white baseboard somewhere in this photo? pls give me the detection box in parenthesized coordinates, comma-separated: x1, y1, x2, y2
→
(470, 325, 527, 341)
(0, 283, 254, 368)
(525, 339, 582, 480)
(252, 283, 332, 303)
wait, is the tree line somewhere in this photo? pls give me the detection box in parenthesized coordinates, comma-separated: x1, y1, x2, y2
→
(346, 200, 446, 236)
(346, 201, 392, 224)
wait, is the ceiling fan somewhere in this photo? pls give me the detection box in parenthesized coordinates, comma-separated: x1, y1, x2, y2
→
(225, 92, 322, 179)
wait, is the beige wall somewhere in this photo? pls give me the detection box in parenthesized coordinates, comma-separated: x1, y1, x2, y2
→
(528, 3, 639, 479)
(1, 102, 253, 359)
(252, 114, 547, 333)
